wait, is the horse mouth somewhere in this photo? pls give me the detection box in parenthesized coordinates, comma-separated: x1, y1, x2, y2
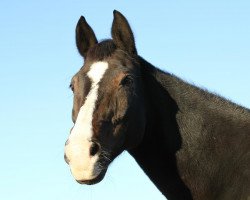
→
(76, 169, 107, 185)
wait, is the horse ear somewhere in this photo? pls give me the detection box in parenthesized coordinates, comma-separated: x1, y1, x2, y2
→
(111, 10, 137, 55)
(76, 16, 98, 58)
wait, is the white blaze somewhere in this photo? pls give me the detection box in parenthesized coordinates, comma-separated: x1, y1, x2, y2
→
(65, 62, 108, 181)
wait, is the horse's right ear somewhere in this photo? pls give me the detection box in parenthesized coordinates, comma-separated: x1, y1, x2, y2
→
(75, 16, 98, 58)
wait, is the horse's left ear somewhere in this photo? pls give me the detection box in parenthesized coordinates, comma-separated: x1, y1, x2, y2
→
(111, 10, 137, 55)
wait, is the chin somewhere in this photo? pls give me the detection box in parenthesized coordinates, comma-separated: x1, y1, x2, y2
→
(76, 169, 107, 185)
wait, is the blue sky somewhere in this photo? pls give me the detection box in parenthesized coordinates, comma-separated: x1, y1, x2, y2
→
(0, 1, 249, 200)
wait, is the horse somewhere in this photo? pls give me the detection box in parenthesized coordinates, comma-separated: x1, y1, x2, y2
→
(64, 10, 250, 200)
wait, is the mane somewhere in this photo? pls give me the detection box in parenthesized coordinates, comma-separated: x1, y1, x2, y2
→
(139, 56, 250, 118)
(161, 71, 250, 117)
(87, 39, 116, 61)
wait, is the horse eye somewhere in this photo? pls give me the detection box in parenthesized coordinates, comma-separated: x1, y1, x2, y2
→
(120, 75, 133, 86)
(69, 83, 74, 92)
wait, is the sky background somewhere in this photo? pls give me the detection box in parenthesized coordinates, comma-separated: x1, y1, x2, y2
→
(0, 1, 250, 200)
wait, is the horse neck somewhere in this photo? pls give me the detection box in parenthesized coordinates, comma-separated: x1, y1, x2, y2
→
(128, 57, 193, 200)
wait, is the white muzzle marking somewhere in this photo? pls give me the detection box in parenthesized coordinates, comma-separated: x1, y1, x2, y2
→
(65, 62, 108, 181)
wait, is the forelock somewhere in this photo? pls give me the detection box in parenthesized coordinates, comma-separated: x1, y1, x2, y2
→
(87, 40, 116, 61)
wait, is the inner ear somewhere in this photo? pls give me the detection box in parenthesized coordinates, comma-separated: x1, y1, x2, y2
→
(111, 10, 137, 55)
(76, 16, 98, 58)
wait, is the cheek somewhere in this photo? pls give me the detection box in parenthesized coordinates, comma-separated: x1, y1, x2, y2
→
(114, 90, 131, 119)
(98, 124, 126, 155)
(124, 98, 146, 149)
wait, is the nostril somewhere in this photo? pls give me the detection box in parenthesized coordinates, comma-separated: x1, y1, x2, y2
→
(64, 153, 70, 164)
(90, 142, 100, 156)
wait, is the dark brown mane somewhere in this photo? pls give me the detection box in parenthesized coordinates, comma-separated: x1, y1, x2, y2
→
(87, 39, 116, 61)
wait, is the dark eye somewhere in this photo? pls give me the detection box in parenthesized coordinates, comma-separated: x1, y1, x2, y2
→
(69, 83, 74, 92)
(120, 75, 133, 86)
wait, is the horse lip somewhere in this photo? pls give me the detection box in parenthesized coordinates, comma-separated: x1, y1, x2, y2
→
(76, 169, 107, 185)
